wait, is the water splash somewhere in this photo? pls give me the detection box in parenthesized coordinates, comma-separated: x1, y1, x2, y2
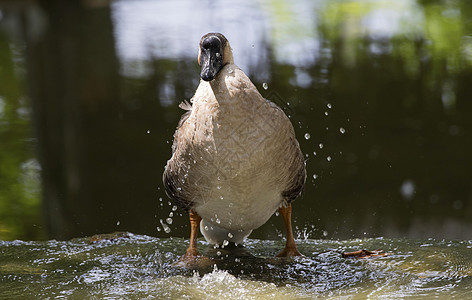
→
(1, 236, 470, 298)
(160, 219, 171, 233)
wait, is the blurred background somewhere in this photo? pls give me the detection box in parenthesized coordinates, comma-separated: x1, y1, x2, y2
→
(0, 0, 471, 241)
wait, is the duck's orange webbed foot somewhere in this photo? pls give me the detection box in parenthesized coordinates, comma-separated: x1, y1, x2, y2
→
(173, 209, 214, 268)
(276, 245, 302, 257)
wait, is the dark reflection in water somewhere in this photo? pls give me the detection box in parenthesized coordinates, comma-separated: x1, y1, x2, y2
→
(0, 0, 471, 241)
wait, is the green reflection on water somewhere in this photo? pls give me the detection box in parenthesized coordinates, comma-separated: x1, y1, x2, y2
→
(0, 31, 42, 240)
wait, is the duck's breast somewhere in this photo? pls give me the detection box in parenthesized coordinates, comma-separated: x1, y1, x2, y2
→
(184, 67, 300, 230)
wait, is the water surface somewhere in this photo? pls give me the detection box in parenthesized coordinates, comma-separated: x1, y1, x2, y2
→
(1, 234, 472, 298)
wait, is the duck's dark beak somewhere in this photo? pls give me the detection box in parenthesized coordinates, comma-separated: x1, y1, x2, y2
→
(199, 49, 223, 81)
(199, 35, 224, 81)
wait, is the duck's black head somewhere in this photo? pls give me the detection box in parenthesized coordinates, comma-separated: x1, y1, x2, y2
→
(198, 33, 233, 82)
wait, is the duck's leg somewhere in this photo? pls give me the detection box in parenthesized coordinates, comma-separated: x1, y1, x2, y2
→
(174, 210, 214, 270)
(276, 204, 302, 257)
(185, 209, 202, 257)
(175, 209, 214, 268)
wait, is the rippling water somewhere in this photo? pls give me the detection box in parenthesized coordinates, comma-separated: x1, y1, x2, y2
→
(1, 234, 471, 298)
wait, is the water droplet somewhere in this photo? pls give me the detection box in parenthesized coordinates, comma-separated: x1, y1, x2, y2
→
(156, 227, 161, 232)
(160, 219, 171, 233)
(146, 130, 151, 134)
(223, 240, 229, 247)
(324, 111, 329, 116)
(116, 221, 120, 226)
(313, 151, 317, 156)
(327, 156, 332, 161)
(228, 232, 233, 238)
(216, 251, 222, 256)
(319, 143, 324, 149)
(275, 211, 279, 217)
(304, 133, 311, 140)
(204, 226, 209, 231)
(313, 174, 318, 179)
(400, 179, 415, 200)
(327, 103, 332, 109)
(220, 196, 224, 200)
(340, 127, 346, 134)
(217, 185, 221, 190)
(176, 187, 182, 191)
(228, 68, 234, 74)
(169, 212, 173, 218)
(166, 218, 173, 224)
(172, 205, 178, 211)
(216, 218, 221, 224)
(262, 82, 268, 90)
(323, 230, 328, 237)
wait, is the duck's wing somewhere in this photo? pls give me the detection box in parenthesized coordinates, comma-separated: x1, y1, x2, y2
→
(170, 100, 192, 154)
(265, 100, 306, 205)
(282, 148, 306, 204)
(163, 166, 194, 211)
(163, 102, 194, 211)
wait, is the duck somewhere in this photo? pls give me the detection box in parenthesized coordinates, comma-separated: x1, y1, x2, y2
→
(163, 33, 306, 260)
